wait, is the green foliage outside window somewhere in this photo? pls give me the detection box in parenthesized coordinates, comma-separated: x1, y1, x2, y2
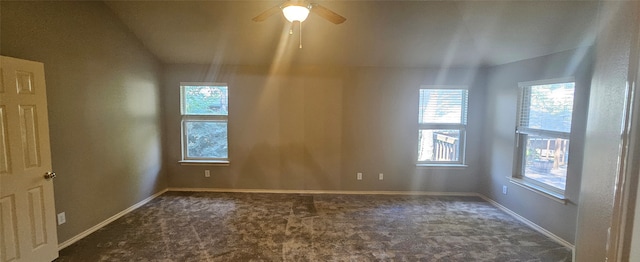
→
(183, 85, 228, 115)
(186, 121, 228, 158)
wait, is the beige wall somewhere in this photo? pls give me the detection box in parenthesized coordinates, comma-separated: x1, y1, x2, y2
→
(0, 1, 167, 243)
(480, 47, 593, 244)
(163, 65, 485, 192)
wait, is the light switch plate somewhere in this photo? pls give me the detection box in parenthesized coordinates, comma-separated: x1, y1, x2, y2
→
(57, 212, 66, 225)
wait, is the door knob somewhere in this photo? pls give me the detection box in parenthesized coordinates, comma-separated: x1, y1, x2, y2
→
(44, 172, 56, 180)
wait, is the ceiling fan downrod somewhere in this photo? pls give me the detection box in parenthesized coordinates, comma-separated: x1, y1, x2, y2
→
(299, 21, 303, 49)
(288, 21, 304, 49)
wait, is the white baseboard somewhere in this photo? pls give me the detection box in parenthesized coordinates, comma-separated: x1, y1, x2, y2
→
(58, 189, 168, 250)
(477, 194, 575, 249)
(167, 187, 479, 196)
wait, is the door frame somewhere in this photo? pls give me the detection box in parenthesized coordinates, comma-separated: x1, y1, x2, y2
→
(607, 2, 640, 260)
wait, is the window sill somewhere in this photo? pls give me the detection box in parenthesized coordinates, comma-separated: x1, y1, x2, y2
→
(416, 164, 468, 169)
(179, 160, 229, 166)
(508, 177, 568, 205)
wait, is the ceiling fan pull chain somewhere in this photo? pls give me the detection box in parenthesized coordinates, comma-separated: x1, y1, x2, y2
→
(289, 22, 294, 35)
(299, 21, 303, 49)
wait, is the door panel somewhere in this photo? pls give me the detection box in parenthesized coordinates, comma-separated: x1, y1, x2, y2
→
(0, 56, 58, 262)
(0, 107, 11, 174)
(0, 195, 19, 261)
(27, 186, 46, 248)
(18, 105, 40, 168)
(16, 71, 35, 95)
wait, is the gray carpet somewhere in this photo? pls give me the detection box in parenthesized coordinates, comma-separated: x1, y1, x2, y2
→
(55, 192, 572, 261)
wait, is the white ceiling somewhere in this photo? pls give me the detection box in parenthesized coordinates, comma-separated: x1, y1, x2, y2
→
(105, 1, 599, 67)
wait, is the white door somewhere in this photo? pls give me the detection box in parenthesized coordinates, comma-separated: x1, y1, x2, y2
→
(0, 56, 58, 262)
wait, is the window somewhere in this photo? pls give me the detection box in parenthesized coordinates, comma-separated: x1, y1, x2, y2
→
(417, 87, 468, 165)
(514, 79, 575, 195)
(180, 83, 229, 163)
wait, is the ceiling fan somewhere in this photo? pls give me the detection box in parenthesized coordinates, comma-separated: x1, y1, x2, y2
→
(252, 1, 346, 48)
(252, 1, 346, 25)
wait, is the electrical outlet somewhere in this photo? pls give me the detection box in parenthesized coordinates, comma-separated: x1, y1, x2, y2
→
(204, 170, 210, 177)
(502, 185, 508, 195)
(357, 172, 362, 180)
(57, 212, 66, 225)
(379, 173, 384, 180)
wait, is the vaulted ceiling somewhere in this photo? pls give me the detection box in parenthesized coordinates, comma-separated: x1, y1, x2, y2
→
(105, 1, 599, 67)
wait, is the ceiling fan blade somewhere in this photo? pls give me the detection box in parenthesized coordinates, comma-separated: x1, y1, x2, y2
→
(252, 5, 281, 22)
(309, 3, 346, 24)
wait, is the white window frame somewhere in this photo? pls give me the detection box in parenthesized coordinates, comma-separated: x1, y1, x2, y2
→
(513, 77, 575, 197)
(417, 85, 468, 166)
(179, 82, 229, 164)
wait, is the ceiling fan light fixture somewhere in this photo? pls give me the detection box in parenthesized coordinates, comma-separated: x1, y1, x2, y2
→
(282, 5, 310, 22)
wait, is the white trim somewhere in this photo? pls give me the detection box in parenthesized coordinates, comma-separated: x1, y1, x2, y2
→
(180, 83, 230, 162)
(178, 160, 230, 166)
(508, 177, 568, 204)
(417, 88, 469, 165)
(477, 194, 574, 250)
(416, 164, 468, 169)
(516, 127, 570, 139)
(167, 187, 478, 196)
(180, 82, 227, 86)
(419, 85, 469, 90)
(517, 77, 576, 88)
(57, 189, 168, 250)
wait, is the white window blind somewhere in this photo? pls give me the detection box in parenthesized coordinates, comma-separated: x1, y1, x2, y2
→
(518, 82, 574, 133)
(419, 89, 468, 124)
